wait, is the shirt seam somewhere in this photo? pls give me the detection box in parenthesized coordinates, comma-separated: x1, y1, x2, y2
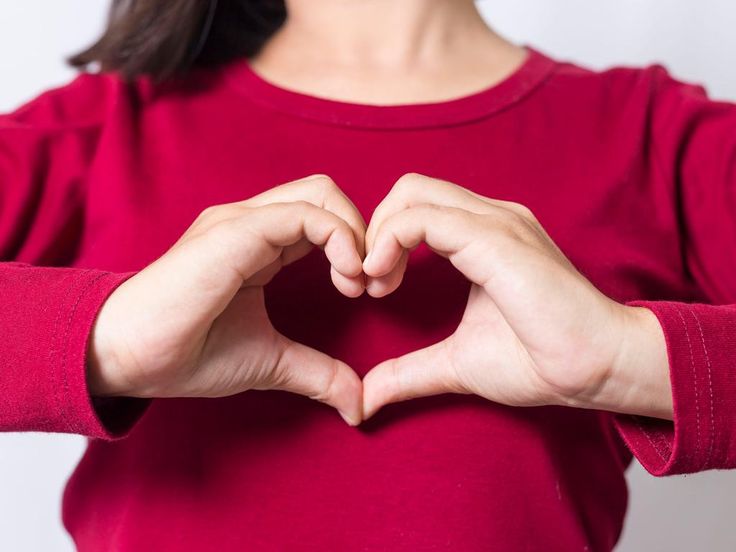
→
(675, 304, 701, 464)
(690, 308, 715, 470)
(60, 271, 110, 436)
(227, 59, 561, 132)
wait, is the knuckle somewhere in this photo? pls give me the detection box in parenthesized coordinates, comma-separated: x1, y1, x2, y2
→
(508, 209, 539, 240)
(312, 360, 340, 403)
(268, 336, 310, 387)
(496, 205, 524, 226)
(495, 200, 537, 225)
(317, 174, 338, 189)
(513, 202, 536, 222)
(400, 171, 424, 182)
(304, 173, 334, 184)
(390, 359, 404, 389)
(394, 172, 423, 193)
(288, 199, 315, 214)
(318, 178, 340, 205)
(269, 342, 293, 389)
(196, 204, 219, 222)
(306, 174, 338, 194)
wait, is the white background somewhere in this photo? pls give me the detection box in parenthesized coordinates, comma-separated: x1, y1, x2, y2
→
(1, 1, 735, 550)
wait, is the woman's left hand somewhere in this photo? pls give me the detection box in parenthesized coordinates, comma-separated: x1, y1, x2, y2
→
(361, 173, 672, 421)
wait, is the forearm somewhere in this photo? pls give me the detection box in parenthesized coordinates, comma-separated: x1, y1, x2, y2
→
(0, 262, 146, 438)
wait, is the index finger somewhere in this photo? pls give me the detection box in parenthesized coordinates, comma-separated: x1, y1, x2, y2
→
(363, 204, 493, 292)
(243, 174, 367, 257)
(366, 173, 519, 253)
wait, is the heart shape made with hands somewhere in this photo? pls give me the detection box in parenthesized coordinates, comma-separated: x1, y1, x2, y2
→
(289, 171, 625, 427)
(92, 170, 650, 427)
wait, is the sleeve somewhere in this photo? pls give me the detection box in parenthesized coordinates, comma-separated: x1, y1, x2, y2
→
(613, 66, 736, 475)
(0, 73, 150, 440)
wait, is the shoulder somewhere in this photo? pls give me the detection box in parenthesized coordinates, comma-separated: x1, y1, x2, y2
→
(0, 70, 147, 135)
(0, 64, 223, 136)
(0, 70, 158, 182)
(527, 48, 733, 151)
(541, 51, 714, 114)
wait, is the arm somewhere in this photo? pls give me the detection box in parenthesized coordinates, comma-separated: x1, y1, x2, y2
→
(613, 300, 736, 475)
(612, 66, 736, 475)
(0, 74, 147, 439)
(0, 263, 142, 437)
(1, 77, 368, 434)
(359, 164, 736, 477)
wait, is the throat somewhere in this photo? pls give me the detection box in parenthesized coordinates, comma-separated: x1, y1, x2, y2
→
(248, 1, 528, 105)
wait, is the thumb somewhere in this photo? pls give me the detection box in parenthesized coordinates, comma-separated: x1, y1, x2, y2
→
(362, 338, 466, 420)
(269, 335, 363, 426)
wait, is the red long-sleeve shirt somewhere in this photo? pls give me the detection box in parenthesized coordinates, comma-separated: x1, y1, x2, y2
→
(1, 45, 735, 551)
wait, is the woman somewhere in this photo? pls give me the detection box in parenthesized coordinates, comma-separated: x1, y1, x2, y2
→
(1, 0, 734, 549)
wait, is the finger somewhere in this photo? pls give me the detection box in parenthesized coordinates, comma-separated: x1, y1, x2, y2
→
(221, 201, 364, 289)
(362, 338, 467, 420)
(269, 335, 363, 426)
(364, 248, 409, 298)
(364, 173, 505, 295)
(245, 175, 367, 295)
(366, 173, 506, 253)
(363, 204, 488, 285)
(280, 236, 314, 266)
(281, 235, 366, 297)
(243, 174, 367, 258)
(248, 230, 366, 297)
(331, 264, 365, 298)
(244, 236, 314, 287)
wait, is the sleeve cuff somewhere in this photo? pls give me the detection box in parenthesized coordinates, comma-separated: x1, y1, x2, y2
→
(55, 268, 153, 439)
(0, 264, 150, 439)
(614, 300, 736, 475)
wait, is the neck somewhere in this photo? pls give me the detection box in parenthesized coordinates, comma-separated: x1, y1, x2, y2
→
(271, 0, 488, 67)
(248, 0, 527, 105)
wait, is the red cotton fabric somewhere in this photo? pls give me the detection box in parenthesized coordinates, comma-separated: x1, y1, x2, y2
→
(1, 45, 736, 551)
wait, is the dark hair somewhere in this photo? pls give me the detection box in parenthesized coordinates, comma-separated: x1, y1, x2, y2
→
(68, 0, 286, 83)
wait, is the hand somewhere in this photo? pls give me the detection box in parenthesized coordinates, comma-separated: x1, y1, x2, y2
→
(87, 175, 367, 426)
(361, 173, 672, 421)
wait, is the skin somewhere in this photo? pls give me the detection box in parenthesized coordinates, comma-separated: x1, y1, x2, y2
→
(361, 174, 672, 421)
(88, 0, 673, 425)
(88, 176, 368, 425)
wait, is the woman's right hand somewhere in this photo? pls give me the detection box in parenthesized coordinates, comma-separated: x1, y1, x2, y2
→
(86, 175, 366, 425)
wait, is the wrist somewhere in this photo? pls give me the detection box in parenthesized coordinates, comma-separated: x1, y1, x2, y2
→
(580, 304, 673, 419)
(86, 297, 138, 398)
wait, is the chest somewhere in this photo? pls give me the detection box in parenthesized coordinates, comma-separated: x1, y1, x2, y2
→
(74, 111, 688, 370)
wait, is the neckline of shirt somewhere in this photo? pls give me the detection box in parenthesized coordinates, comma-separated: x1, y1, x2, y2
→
(221, 44, 559, 130)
